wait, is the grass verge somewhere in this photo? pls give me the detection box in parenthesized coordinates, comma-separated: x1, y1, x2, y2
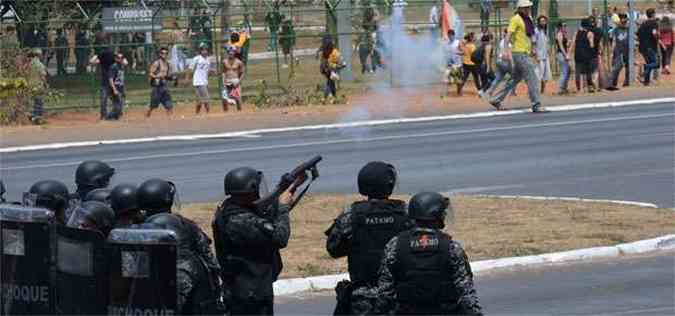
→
(179, 194, 675, 279)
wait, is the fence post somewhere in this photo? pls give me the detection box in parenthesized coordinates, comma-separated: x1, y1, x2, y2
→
(337, 0, 353, 81)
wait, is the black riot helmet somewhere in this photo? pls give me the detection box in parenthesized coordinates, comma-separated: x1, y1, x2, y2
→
(109, 183, 139, 216)
(224, 167, 264, 196)
(144, 213, 191, 257)
(75, 160, 115, 191)
(137, 178, 176, 217)
(358, 161, 397, 199)
(28, 180, 70, 213)
(84, 188, 112, 204)
(408, 192, 450, 224)
(67, 201, 116, 236)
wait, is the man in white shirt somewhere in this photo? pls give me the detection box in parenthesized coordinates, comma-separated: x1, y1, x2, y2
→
(190, 45, 213, 114)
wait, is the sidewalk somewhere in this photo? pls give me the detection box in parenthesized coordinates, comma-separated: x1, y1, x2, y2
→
(1, 79, 673, 148)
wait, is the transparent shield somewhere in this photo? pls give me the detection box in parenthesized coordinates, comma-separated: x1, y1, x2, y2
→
(2, 228, 25, 256)
(0, 204, 53, 222)
(57, 236, 93, 276)
(121, 251, 150, 278)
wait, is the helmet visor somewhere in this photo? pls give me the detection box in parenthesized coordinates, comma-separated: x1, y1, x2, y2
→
(258, 173, 269, 199)
(443, 197, 455, 229)
(168, 181, 181, 212)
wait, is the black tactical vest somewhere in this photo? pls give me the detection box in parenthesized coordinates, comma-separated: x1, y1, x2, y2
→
(394, 229, 455, 314)
(212, 202, 282, 301)
(348, 200, 409, 285)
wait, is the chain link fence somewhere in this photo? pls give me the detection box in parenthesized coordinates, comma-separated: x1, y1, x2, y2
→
(0, 0, 669, 113)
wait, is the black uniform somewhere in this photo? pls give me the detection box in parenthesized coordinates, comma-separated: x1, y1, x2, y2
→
(371, 227, 483, 315)
(212, 200, 290, 315)
(325, 199, 410, 315)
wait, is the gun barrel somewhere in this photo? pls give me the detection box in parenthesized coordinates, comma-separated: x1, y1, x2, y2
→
(290, 155, 323, 177)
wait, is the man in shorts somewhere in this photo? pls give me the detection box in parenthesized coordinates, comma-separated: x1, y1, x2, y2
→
(146, 47, 174, 118)
(222, 46, 245, 112)
(190, 45, 214, 115)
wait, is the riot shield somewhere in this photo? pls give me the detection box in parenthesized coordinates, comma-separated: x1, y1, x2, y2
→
(0, 204, 55, 315)
(54, 225, 107, 315)
(106, 229, 177, 316)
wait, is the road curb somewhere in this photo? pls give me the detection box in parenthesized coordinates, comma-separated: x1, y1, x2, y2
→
(272, 194, 675, 296)
(468, 194, 660, 208)
(274, 234, 675, 296)
(2, 97, 674, 153)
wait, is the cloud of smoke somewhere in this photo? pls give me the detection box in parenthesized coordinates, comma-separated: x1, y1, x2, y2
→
(337, 3, 463, 140)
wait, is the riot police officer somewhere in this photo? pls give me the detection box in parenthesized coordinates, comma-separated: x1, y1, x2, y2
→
(137, 178, 176, 217)
(212, 167, 304, 315)
(324, 161, 410, 315)
(145, 213, 228, 315)
(67, 200, 116, 237)
(370, 192, 483, 315)
(83, 188, 112, 203)
(109, 183, 144, 226)
(74, 160, 115, 200)
(26, 179, 70, 224)
(138, 178, 222, 288)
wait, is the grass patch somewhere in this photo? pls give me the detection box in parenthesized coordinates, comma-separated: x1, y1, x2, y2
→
(177, 194, 675, 278)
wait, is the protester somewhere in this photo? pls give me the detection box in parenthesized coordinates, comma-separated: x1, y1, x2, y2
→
(132, 32, 146, 72)
(55, 28, 68, 76)
(190, 45, 213, 115)
(265, 4, 283, 51)
(659, 16, 673, 75)
(357, 31, 375, 74)
(483, 28, 512, 98)
(146, 47, 174, 118)
(74, 26, 90, 74)
(637, 8, 660, 85)
(106, 53, 127, 120)
(476, 33, 494, 94)
(279, 17, 296, 68)
(555, 22, 571, 94)
(444, 29, 464, 95)
(607, 14, 631, 91)
(480, 0, 492, 33)
(89, 47, 116, 120)
(533, 15, 551, 94)
(458, 32, 481, 96)
(588, 15, 604, 89)
(222, 46, 245, 111)
(319, 38, 344, 99)
(486, 0, 543, 113)
(574, 18, 596, 93)
(429, 2, 440, 41)
(27, 48, 47, 125)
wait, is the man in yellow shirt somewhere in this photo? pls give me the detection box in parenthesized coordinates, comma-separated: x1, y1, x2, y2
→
(486, 0, 544, 113)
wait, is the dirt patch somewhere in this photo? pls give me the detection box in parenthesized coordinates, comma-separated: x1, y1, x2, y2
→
(177, 194, 675, 278)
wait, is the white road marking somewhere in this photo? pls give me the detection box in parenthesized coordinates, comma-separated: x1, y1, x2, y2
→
(2, 112, 672, 171)
(2, 98, 674, 153)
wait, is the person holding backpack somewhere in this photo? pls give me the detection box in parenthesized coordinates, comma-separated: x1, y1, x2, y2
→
(457, 32, 481, 96)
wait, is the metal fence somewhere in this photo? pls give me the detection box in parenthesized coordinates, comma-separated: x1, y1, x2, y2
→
(0, 0, 669, 112)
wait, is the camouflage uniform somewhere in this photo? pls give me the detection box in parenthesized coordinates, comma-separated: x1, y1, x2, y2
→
(368, 227, 483, 315)
(213, 200, 291, 315)
(325, 199, 410, 315)
(175, 224, 228, 315)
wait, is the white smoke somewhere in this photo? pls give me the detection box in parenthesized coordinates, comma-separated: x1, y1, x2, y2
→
(338, 2, 462, 139)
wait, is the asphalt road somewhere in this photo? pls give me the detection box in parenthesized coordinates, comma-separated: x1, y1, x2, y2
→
(1, 102, 674, 207)
(275, 252, 675, 316)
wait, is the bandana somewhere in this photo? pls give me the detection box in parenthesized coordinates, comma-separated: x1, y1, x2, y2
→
(519, 12, 536, 37)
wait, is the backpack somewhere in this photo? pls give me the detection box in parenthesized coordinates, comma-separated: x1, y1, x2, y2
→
(471, 44, 486, 65)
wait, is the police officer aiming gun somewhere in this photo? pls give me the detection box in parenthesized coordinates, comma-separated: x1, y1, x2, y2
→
(369, 192, 483, 315)
(213, 157, 319, 315)
(325, 161, 411, 315)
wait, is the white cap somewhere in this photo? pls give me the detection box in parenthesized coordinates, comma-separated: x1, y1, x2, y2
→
(517, 0, 534, 8)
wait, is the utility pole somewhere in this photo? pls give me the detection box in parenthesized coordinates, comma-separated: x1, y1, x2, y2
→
(628, 0, 635, 85)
